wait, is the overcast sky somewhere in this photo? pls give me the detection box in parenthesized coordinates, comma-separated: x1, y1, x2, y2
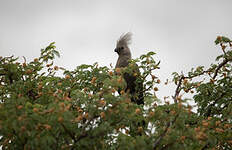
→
(1, 0, 232, 100)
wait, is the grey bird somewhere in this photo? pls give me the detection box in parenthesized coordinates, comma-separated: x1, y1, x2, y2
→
(114, 32, 144, 105)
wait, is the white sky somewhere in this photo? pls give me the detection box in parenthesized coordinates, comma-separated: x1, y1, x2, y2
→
(1, 0, 232, 101)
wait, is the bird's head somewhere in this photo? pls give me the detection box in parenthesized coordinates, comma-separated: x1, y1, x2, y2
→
(114, 32, 132, 56)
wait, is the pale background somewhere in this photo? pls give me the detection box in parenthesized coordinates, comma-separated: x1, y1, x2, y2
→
(1, 0, 232, 102)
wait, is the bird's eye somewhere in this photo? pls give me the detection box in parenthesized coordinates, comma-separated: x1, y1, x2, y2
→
(120, 47, 124, 50)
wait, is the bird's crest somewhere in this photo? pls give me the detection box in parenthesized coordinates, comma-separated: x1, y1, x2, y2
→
(117, 32, 132, 47)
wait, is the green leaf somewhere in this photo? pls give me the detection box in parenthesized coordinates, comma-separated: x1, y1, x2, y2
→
(221, 36, 231, 43)
(53, 50, 60, 58)
(147, 51, 156, 56)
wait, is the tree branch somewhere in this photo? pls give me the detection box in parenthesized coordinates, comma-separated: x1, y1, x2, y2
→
(204, 92, 227, 117)
(153, 113, 179, 150)
(172, 76, 184, 103)
(212, 58, 231, 79)
(60, 123, 76, 142)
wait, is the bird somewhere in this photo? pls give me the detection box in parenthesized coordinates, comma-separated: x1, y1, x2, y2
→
(114, 32, 144, 105)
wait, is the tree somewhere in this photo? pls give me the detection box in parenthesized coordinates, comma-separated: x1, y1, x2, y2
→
(0, 36, 231, 150)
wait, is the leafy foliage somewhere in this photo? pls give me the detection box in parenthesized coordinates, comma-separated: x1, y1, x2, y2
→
(0, 36, 232, 150)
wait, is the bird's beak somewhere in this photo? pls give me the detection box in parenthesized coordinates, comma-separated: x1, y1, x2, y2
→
(114, 48, 118, 53)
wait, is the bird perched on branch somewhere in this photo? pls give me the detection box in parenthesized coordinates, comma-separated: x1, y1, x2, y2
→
(114, 32, 144, 105)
